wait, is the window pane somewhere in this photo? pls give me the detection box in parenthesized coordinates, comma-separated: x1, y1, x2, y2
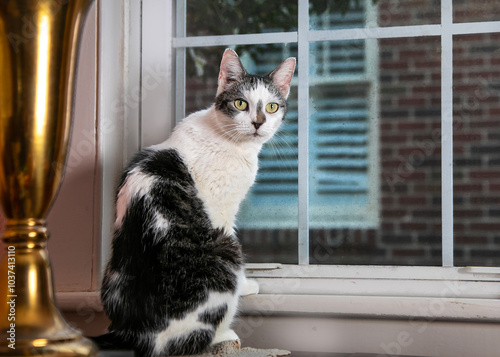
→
(453, 33, 500, 266)
(308, 39, 377, 229)
(309, 0, 440, 30)
(186, 1, 297, 37)
(237, 44, 299, 264)
(453, 0, 500, 23)
(184, 44, 299, 264)
(310, 37, 442, 265)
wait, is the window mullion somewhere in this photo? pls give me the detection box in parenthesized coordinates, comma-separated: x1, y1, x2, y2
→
(297, 0, 310, 265)
(441, 0, 454, 267)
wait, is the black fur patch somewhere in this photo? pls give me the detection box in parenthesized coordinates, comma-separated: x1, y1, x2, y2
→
(198, 304, 229, 327)
(100, 149, 243, 356)
(161, 329, 214, 356)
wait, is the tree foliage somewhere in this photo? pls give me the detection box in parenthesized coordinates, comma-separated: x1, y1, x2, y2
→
(185, 0, 378, 78)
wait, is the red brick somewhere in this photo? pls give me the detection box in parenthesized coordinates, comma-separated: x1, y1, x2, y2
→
(381, 159, 402, 169)
(400, 50, 428, 59)
(454, 223, 466, 232)
(398, 97, 427, 107)
(454, 145, 465, 155)
(470, 223, 500, 231)
(453, 133, 482, 142)
(413, 209, 440, 218)
(399, 196, 428, 205)
(454, 209, 483, 218)
(413, 85, 441, 93)
(454, 34, 486, 42)
(468, 71, 500, 79)
(401, 223, 428, 231)
(382, 223, 395, 231)
(455, 236, 488, 244)
(380, 122, 393, 131)
(381, 61, 410, 70)
(454, 184, 483, 192)
(399, 196, 428, 206)
(380, 38, 411, 46)
(470, 171, 500, 180)
(393, 249, 426, 257)
(381, 134, 408, 144)
(470, 196, 500, 204)
(454, 58, 485, 67)
(414, 183, 441, 192)
(382, 196, 394, 205)
(474, 120, 500, 128)
(399, 73, 426, 82)
(398, 122, 428, 131)
(382, 209, 408, 218)
(414, 37, 440, 45)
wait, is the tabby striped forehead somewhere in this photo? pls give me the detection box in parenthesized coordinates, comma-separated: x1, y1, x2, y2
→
(214, 74, 287, 119)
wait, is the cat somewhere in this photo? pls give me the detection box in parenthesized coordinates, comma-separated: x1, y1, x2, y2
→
(93, 48, 296, 357)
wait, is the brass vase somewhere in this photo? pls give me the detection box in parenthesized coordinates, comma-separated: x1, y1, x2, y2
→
(0, 0, 97, 356)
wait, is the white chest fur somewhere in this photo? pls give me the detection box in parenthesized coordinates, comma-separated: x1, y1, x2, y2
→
(152, 107, 261, 235)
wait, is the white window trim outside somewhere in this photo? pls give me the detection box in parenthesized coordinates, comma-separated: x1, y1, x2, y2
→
(67, 0, 500, 323)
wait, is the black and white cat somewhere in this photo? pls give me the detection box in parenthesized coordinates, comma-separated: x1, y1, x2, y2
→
(96, 49, 295, 356)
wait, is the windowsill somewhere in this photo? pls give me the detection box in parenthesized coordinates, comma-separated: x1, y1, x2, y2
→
(56, 290, 500, 323)
(56, 265, 500, 322)
(239, 294, 500, 322)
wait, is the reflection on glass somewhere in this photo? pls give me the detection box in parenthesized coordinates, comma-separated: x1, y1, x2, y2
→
(309, 0, 440, 30)
(184, 45, 299, 264)
(310, 37, 442, 265)
(453, 34, 500, 267)
(186, 1, 297, 37)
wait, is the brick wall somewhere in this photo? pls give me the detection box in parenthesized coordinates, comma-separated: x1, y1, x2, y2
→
(452, 31, 500, 265)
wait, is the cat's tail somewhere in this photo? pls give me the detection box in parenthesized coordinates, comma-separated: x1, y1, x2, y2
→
(88, 331, 146, 355)
(89, 329, 214, 357)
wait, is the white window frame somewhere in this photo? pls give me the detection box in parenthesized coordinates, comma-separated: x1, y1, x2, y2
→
(56, 0, 500, 323)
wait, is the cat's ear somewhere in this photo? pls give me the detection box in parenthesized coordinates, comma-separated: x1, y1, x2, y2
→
(269, 57, 296, 99)
(217, 49, 246, 96)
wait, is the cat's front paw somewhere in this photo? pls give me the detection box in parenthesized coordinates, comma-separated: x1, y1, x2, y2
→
(240, 278, 259, 296)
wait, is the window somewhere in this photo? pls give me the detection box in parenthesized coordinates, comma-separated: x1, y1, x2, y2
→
(170, 0, 500, 268)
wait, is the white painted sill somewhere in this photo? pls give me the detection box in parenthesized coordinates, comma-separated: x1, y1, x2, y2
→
(56, 265, 500, 322)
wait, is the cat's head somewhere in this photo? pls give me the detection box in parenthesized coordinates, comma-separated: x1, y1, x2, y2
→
(214, 49, 296, 145)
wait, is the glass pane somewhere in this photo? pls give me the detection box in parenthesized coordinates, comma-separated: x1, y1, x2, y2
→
(454, 0, 500, 23)
(453, 34, 500, 267)
(184, 44, 299, 264)
(310, 37, 442, 265)
(309, 0, 440, 30)
(186, 1, 297, 37)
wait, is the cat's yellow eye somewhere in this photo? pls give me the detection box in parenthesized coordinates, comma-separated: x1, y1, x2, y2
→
(266, 103, 279, 113)
(234, 99, 248, 111)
